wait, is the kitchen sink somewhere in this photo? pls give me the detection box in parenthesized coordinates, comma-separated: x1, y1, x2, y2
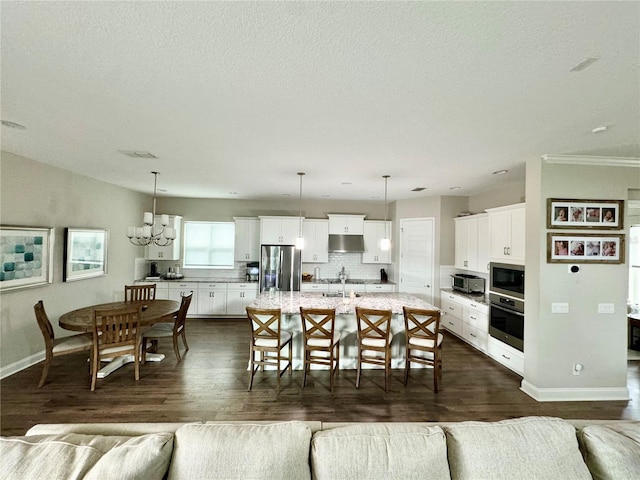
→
(323, 292, 361, 298)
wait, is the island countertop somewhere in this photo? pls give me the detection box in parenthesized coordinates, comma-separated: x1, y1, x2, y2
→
(250, 291, 438, 315)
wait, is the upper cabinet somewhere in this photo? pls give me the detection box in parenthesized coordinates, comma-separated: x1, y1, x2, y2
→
(487, 203, 525, 264)
(363, 220, 391, 264)
(234, 217, 260, 262)
(328, 214, 365, 235)
(260, 216, 301, 245)
(146, 215, 182, 260)
(454, 214, 489, 273)
(302, 219, 329, 263)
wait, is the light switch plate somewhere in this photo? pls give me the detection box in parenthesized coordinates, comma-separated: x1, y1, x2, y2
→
(552, 303, 569, 314)
(598, 303, 615, 314)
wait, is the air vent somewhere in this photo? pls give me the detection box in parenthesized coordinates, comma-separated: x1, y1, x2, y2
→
(412, 187, 426, 192)
(118, 150, 158, 159)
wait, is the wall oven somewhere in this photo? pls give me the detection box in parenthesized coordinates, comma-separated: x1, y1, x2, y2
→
(489, 292, 524, 352)
(490, 262, 524, 300)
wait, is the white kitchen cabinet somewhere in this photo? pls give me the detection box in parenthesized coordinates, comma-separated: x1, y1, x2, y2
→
(146, 215, 182, 261)
(260, 216, 301, 245)
(300, 282, 329, 293)
(440, 292, 463, 337)
(167, 281, 198, 315)
(327, 214, 365, 235)
(155, 283, 169, 300)
(460, 296, 489, 352)
(226, 283, 258, 315)
(487, 336, 524, 375)
(234, 217, 260, 262)
(363, 220, 391, 264)
(302, 219, 329, 263)
(135, 281, 169, 300)
(196, 283, 227, 316)
(487, 204, 525, 264)
(365, 283, 395, 293)
(328, 282, 365, 295)
(454, 214, 489, 273)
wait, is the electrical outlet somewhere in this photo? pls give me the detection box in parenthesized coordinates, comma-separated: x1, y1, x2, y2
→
(573, 363, 583, 376)
(598, 303, 615, 314)
(551, 303, 569, 314)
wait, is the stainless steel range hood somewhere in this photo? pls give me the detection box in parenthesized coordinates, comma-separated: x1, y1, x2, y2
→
(328, 234, 365, 253)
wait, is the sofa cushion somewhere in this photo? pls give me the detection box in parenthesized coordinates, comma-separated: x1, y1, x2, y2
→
(167, 421, 312, 480)
(579, 422, 640, 480)
(310, 423, 450, 480)
(0, 432, 173, 480)
(444, 416, 591, 480)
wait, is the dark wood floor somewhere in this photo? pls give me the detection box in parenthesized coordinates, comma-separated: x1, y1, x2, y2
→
(2, 319, 639, 436)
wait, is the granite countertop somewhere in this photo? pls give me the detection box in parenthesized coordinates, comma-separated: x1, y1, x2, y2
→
(251, 291, 436, 315)
(144, 277, 257, 284)
(304, 278, 395, 285)
(441, 288, 489, 305)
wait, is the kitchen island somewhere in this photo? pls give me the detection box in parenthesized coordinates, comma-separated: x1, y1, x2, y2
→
(249, 291, 439, 370)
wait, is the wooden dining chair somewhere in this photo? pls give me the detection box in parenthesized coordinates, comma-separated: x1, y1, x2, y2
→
(90, 304, 143, 391)
(34, 300, 92, 388)
(246, 307, 292, 393)
(299, 307, 341, 392)
(403, 306, 443, 392)
(142, 292, 193, 363)
(355, 307, 394, 392)
(124, 284, 156, 302)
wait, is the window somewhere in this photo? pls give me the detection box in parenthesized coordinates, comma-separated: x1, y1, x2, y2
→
(183, 221, 235, 268)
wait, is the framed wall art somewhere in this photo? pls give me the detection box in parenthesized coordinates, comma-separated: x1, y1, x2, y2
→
(547, 198, 623, 229)
(63, 228, 108, 282)
(0, 226, 54, 292)
(547, 233, 624, 264)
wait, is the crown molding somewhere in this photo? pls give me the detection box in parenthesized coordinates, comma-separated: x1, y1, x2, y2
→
(541, 154, 640, 167)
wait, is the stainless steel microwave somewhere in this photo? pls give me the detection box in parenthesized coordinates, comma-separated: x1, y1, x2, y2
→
(489, 262, 525, 300)
(451, 274, 485, 294)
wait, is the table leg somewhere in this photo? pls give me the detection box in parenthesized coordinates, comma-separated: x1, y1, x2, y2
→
(96, 353, 166, 378)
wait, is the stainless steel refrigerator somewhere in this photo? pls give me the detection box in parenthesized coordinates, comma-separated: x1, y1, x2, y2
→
(259, 245, 301, 292)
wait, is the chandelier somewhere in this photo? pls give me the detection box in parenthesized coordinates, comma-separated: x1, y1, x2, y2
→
(126, 171, 176, 246)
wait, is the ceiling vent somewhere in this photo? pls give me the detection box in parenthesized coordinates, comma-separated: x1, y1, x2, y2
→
(412, 187, 426, 192)
(118, 150, 158, 159)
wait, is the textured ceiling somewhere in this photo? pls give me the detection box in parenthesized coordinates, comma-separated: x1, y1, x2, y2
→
(1, 1, 639, 201)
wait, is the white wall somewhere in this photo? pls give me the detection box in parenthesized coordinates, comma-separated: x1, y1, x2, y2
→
(0, 152, 148, 374)
(522, 156, 640, 401)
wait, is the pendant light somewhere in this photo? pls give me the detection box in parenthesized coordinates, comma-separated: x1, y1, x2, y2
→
(295, 172, 305, 249)
(380, 175, 391, 251)
(126, 171, 176, 246)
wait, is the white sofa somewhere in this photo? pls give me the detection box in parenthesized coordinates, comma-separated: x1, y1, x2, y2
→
(1, 417, 639, 479)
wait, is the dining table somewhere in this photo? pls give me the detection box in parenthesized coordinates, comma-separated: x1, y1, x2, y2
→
(59, 299, 180, 378)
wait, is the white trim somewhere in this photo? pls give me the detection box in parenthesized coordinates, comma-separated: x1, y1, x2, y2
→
(542, 154, 640, 167)
(520, 379, 629, 402)
(0, 351, 44, 380)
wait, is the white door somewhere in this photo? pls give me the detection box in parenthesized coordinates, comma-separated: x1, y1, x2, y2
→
(399, 218, 435, 304)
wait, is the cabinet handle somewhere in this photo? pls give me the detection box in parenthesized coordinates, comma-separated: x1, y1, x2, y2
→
(470, 303, 476, 307)
(507, 247, 511, 255)
(470, 316, 476, 320)
(502, 354, 511, 360)
(464, 260, 468, 267)
(503, 247, 507, 255)
(470, 333, 476, 338)
(448, 321, 454, 326)
(449, 307, 455, 310)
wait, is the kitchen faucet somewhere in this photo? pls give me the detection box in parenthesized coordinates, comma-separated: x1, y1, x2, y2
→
(338, 266, 347, 295)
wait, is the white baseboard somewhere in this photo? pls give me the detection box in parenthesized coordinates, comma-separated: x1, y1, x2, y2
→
(521, 380, 629, 402)
(0, 351, 44, 380)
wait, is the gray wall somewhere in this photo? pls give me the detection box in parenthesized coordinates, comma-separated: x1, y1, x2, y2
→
(522, 157, 640, 400)
(0, 151, 148, 373)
